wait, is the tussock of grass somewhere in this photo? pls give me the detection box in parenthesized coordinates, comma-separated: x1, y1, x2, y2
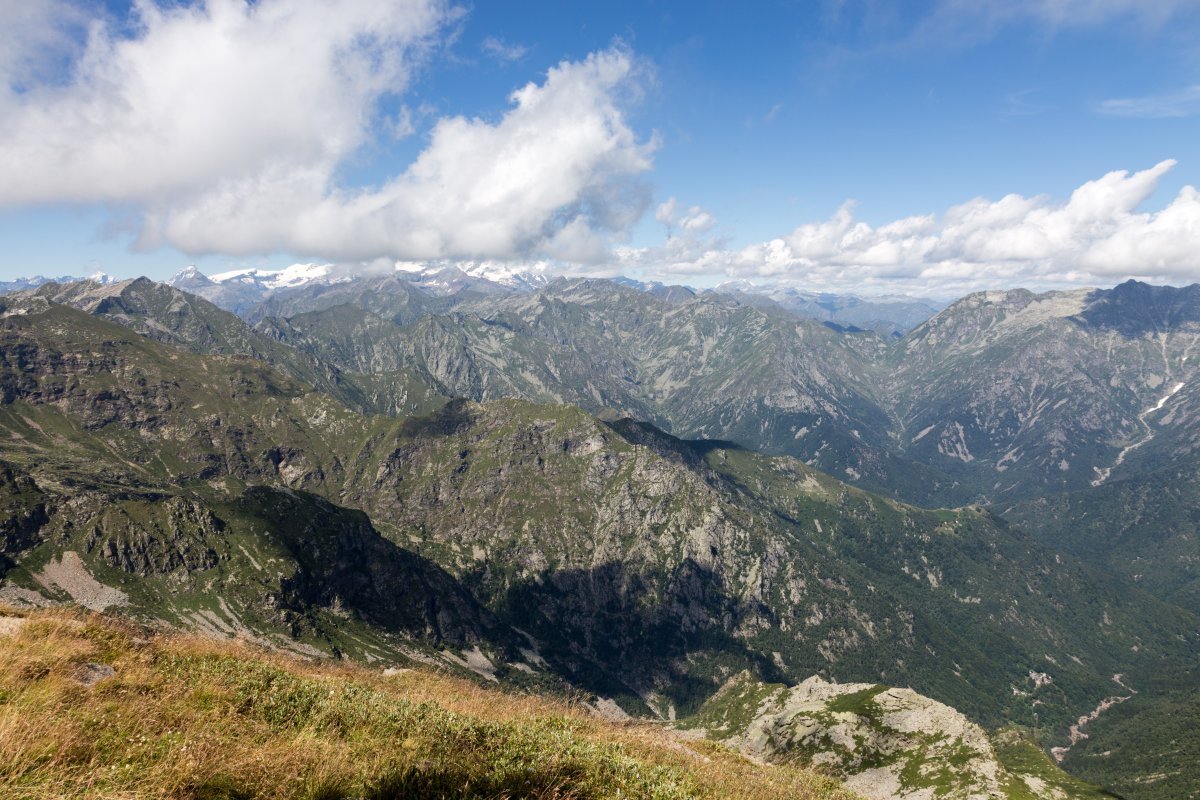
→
(0, 607, 858, 800)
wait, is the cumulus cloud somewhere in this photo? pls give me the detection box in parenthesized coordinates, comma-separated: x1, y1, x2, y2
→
(625, 161, 1200, 295)
(655, 196, 716, 238)
(0, 0, 448, 206)
(0, 1, 655, 263)
(0, 1, 89, 90)
(152, 46, 653, 260)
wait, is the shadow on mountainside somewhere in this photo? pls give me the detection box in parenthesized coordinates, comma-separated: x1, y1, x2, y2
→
(396, 397, 477, 439)
(1072, 280, 1200, 337)
(235, 485, 515, 649)
(491, 557, 785, 717)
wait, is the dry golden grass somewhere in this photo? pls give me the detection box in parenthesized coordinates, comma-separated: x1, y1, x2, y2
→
(0, 606, 859, 800)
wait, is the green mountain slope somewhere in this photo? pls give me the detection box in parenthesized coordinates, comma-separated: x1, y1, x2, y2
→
(3, 296, 1196, 731)
(1060, 686, 1200, 800)
(325, 400, 1199, 735)
(4, 291, 1200, 796)
(1003, 461, 1200, 615)
(27, 277, 448, 418)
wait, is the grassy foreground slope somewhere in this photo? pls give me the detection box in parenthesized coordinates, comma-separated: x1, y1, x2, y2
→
(0, 608, 856, 800)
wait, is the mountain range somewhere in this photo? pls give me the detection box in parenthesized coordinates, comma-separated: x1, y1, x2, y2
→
(2, 268, 1199, 798)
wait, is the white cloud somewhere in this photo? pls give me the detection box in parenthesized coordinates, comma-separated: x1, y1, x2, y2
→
(0, 1, 89, 91)
(481, 35, 528, 63)
(0, 0, 449, 206)
(655, 197, 678, 227)
(623, 161, 1200, 296)
(1098, 85, 1200, 118)
(926, 0, 1191, 35)
(0, 2, 655, 264)
(152, 46, 654, 260)
(654, 196, 716, 237)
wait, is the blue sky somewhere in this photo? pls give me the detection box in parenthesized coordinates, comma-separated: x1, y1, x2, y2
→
(1, 0, 1199, 295)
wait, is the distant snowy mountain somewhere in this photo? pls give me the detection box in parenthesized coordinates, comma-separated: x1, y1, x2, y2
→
(168, 261, 552, 314)
(160, 262, 942, 335)
(207, 263, 343, 290)
(396, 260, 553, 294)
(166, 263, 347, 315)
(0, 271, 119, 294)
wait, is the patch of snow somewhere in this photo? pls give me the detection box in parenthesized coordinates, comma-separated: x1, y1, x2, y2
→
(210, 262, 338, 290)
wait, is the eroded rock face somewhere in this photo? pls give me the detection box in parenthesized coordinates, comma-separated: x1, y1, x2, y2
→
(89, 497, 222, 577)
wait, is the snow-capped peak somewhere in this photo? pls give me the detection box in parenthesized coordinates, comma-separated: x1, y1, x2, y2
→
(87, 270, 120, 285)
(459, 260, 553, 290)
(208, 263, 340, 290)
(404, 260, 553, 291)
(170, 266, 211, 285)
(265, 262, 337, 288)
(713, 279, 758, 293)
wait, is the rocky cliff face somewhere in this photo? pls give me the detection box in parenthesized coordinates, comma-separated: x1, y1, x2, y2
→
(687, 672, 1111, 800)
(0, 465, 48, 561)
(886, 283, 1200, 503)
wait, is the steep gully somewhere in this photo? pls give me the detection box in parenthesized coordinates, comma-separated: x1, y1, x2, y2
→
(1091, 330, 1188, 487)
(1050, 674, 1137, 763)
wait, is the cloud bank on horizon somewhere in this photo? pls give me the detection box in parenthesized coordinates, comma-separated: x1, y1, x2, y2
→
(1, 0, 1199, 296)
(634, 160, 1200, 297)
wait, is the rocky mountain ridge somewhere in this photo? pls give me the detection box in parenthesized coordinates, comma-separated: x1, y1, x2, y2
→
(4, 275, 1200, 796)
(198, 272, 1200, 507)
(1, 294, 1197, 750)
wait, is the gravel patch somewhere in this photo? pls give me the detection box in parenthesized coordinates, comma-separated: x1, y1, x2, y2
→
(35, 551, 128, 611)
